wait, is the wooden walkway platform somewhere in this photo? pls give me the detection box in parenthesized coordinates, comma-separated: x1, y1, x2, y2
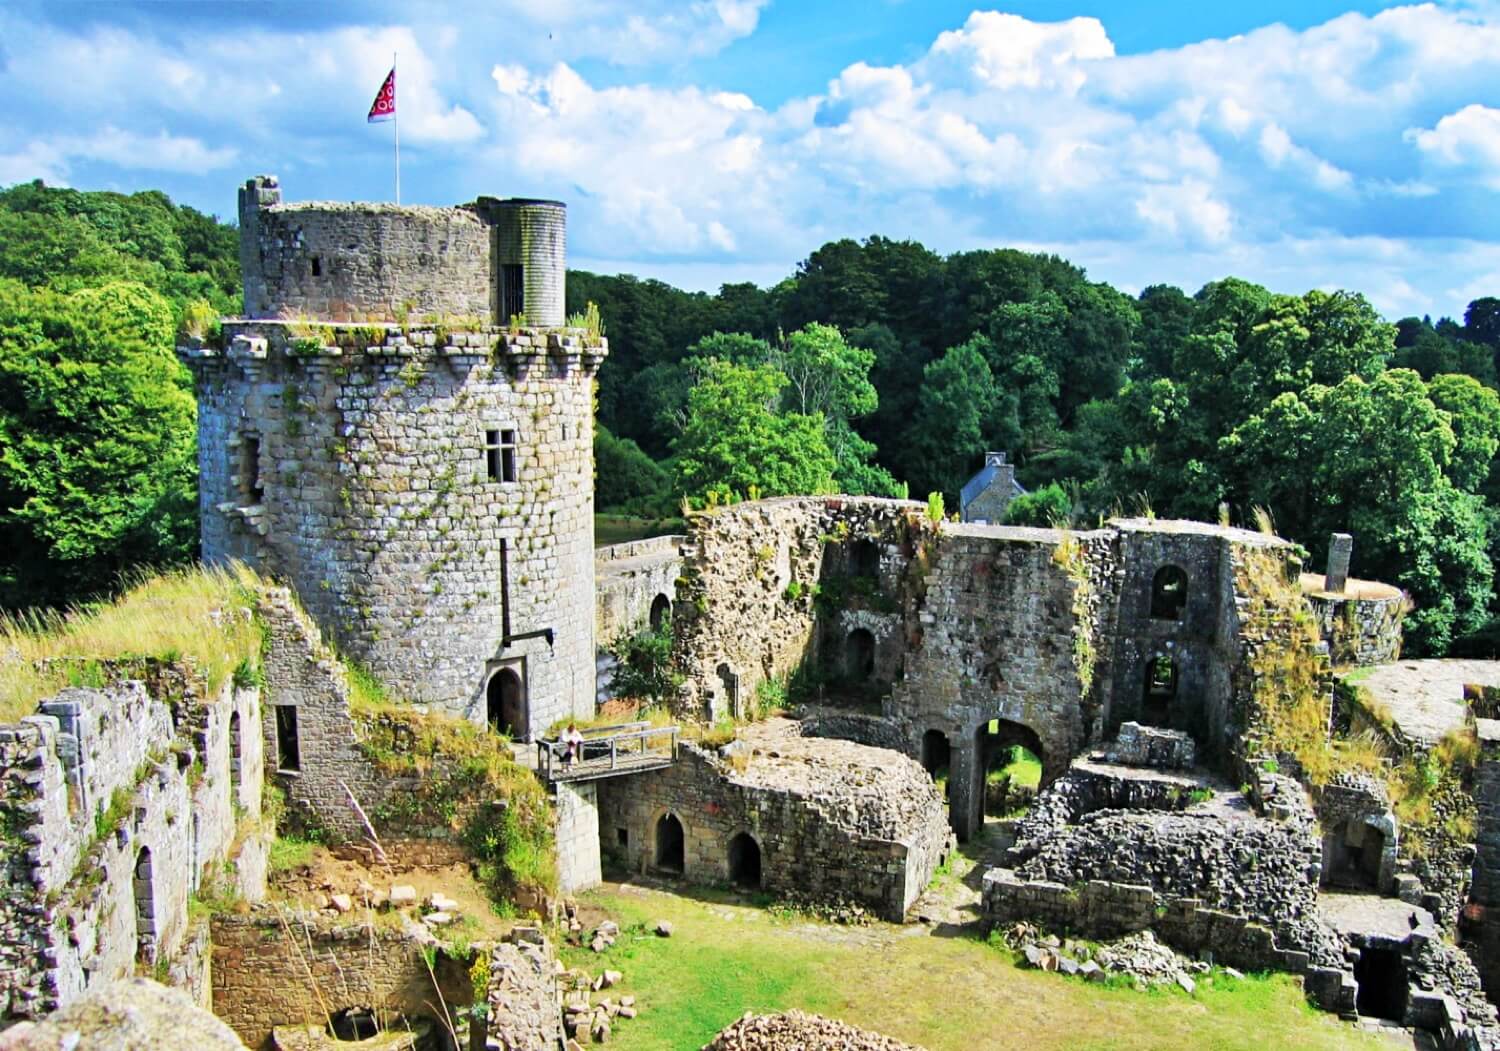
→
(537, 721, 679, 783)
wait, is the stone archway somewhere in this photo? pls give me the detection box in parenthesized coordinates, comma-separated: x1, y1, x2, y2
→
(1150, 565, 1188, 620)
(728, 832, 762, 889)
(649, 593, 672, 632)
(487, 668, 526, 739)
(655, 812, 685, 875)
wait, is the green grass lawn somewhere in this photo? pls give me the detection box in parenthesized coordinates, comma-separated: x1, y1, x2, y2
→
(561, 885, 1401, 1051)
(595, 515, 685, 548)
(988, 744, 1042, 789)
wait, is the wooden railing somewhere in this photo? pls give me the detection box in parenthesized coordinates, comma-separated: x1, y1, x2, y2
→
(536, 721, 680, 782)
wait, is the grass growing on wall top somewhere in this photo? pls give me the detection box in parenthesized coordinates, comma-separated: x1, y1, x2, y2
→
(0, 563, 267, 724)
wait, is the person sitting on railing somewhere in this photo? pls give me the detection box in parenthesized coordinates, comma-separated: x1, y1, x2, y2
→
(563, 722, 584, 768)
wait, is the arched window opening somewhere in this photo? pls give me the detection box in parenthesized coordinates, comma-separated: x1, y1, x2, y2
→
(1142, 654, 1177, 726)
(228, 711, 242, 790)
(849, 539, 879, 580)
(1150, 566, 1188, 620)
(655, 812, 685, 875)
(716, 663, 739, 717)
(134, 846, 156, 963)
(845, 629, 875, 682)
(649, 593, 672, 632)
(728, 832, 762, 890)
(978, 720, 1044, 819)
(487, 668, 525, 739)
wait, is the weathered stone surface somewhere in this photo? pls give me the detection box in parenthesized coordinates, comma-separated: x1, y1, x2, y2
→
(597, 719, 948, 920)
(0, 978, 247, 1050)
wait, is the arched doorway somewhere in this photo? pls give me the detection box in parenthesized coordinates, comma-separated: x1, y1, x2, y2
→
(649, 593, 672, 631)
(655, 812, 685, 874)
(134, 846, 156, 963)
(728, 832, 762, 889)
(1150, 566, 1188, 620)
(487, 668, 525, 739)
(922, 729, 953, 805)
(1142, 654, 1177, 726)
(977, 719, 1045, 819)
(845, 629, 875, 682)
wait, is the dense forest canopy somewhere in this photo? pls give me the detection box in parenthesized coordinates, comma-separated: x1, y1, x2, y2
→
(5, 179, 1500, 657)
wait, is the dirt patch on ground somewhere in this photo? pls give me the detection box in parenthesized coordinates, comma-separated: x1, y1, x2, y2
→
(270, 847, 512, 940)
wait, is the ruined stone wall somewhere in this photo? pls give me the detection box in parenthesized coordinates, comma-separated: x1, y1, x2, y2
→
(187, 320, 603, 734)
(890, 525, 1108, 840)
(0, 674, 265, 1023)
(672, 497, 921, 721)
(595, 734, 946, 920)
(210, 910, 474, 1050)
(1306, 592, 1404, 667)
(486, 932, 564, 1050)
(595, 536, 685, 648)
(238, 177, 492, 324)
(1465, 718, 1500, 995)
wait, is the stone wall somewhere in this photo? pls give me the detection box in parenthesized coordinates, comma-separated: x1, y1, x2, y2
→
(596, 722, 947, 920)
(486, 932, 563, 1051)
(210, 909, 474, 1050)
(186, 318, 604, 735)
(238, 176, 492, 324)
(595, 536, 685, 648)
(891, 524, 1111, 840)
(1465, 718, 1500, 995)
(982, 869, 1321, 976)
(554, 781, 601, 894)
(672, 497, 922, 722)
(673, 503, 1320, 842)
(0, 671, 265, 1023)
(1306, 591, 1405, 667)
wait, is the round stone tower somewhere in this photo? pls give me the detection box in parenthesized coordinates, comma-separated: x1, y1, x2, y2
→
(185, 176, 606, 739)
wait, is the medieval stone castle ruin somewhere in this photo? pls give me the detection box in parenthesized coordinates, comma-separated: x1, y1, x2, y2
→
(5, 176, 1500, 1048)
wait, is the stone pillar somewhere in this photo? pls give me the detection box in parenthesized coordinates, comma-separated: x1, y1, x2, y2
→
(949, 732, 983, 842)
(1325, 533, 1353, 594)
(554, 781, 601, 894)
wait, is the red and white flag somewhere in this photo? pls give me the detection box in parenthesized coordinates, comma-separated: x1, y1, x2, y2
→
(367, 68, 396, 123)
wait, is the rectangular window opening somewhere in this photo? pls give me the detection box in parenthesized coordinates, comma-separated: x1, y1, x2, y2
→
(274, 705, 301, 772)
(500, 263, 525, 321)
(617, 828, 629, 847)
(484, 429, 518, 484)
(310, 256, 322, 277)
(241, 436, 263, 506)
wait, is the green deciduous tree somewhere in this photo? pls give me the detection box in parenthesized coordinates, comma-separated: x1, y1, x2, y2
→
(0, 280, 198, 607)
(672, 358, 835, 503)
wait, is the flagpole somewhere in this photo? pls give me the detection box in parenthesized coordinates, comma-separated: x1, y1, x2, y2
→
(393, 51, 401, 204)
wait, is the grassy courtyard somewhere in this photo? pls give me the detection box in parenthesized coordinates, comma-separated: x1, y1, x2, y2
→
(559, 884, 1400, 1051)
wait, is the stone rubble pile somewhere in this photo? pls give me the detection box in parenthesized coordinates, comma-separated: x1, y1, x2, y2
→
(999, 922, 1221, 991)
(702, 1010, 925, 1050)
(560, 966, 642, 1046)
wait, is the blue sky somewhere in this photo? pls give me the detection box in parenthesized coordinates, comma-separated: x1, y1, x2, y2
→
(5, 1, 1500, 318)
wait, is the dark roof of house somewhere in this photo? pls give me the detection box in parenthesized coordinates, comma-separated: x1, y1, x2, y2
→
(960, 462, 1027, 511)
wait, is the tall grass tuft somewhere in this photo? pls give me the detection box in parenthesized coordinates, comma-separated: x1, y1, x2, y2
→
(0, 563, 267, 724)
